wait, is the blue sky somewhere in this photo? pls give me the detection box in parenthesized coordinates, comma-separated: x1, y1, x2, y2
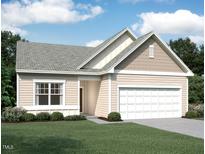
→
(1, 0, 204, 46)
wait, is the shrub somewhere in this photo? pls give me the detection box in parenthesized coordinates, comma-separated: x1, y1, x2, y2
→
(50, 112, 64, 121)
(36, 112, 50, 121)
(189, 75, 204, 104)
(21, 113, 36, 121)
(64, 115, 86, 121)
(2, 107, 26, 122)
(185, 111, 199, 118)
(188, 104, 204, 117)
(107, 112, 121, 121)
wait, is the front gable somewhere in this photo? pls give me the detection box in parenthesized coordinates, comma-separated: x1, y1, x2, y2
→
(82, 30, 136, 69)
(115, 36, 186, 73)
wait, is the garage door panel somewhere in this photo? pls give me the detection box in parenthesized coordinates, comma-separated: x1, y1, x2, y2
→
(120, 105, 127, 112)
(127, 97, 135, 104)
(120, 97, 127, 104)
(127, 112, 135, 119)
(136, 105, 143, 111)
(128, 105, 135, 111)
(119, 87, 181, 120)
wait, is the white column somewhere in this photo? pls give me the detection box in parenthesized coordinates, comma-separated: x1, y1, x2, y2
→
(16, 73, 19, 107)
(108, 74, 112, 113)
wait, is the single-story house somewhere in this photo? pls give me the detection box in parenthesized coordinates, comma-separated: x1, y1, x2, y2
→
(16, 28, 193, 120)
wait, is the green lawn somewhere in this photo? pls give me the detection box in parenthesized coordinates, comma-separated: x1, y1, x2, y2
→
(2, 120, 203, 154)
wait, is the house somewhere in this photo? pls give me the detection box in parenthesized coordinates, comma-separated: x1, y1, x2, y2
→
(16, 28, 193, 120)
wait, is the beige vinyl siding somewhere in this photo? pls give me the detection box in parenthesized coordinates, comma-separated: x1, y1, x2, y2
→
(84, 32, 135, 69)
(18, 73, 78, 106)
(80, 80, 100, 115)
(116, 37, 185, 72)
(66, 80, 78, 105)
(95, 75, 109, 117)
(111, 74, 188, 116)
(111, 75, 117, 112)
(19, 79, 33, 106)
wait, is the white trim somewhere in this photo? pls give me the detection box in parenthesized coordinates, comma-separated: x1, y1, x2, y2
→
(16, 73, 20, 107)
(117, 85, 183, 118)
(16, 69, 108, 75)
(108, 74, 112, 113)
(78, 75, 101, 81)
(115, 70, 193, 77)
(118, 85, 181, 89)
(33, 79, 66, 83)
(63, 82, 66, 106)
(33, 81, 35, 106)
(77, 79, 80, 114)
(77, 28, 137, 69)
(179, 87, 183, 117)
(117, 85, 119, 112)
(33, 79, 66, 106)
(186, 77, 189, 112)
(22, 105, 79, 111)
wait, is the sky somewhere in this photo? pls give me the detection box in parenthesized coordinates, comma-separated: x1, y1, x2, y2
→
(1, 0, 204, 47)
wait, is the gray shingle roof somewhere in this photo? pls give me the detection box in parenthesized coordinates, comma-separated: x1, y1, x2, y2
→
(16, 29, 153, 74)
(16, 42, 95, 71)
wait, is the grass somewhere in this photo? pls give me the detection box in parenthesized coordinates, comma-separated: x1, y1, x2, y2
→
(2, 120, 204, 154)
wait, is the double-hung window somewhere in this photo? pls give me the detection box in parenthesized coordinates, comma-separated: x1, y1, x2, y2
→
(35, 82, 64, 105)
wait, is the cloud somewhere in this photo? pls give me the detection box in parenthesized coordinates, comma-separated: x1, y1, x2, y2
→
(85, 40, 104, 47)
(1, 0, 104, 36)
(189, 35, 204, 44)
(131, 9, 204, 44)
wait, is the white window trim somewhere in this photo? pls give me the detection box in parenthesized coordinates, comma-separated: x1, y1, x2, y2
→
(16, 73, 20, 107)
(33, 79, 66, 106)
(149, 45, 154, 58)
(117, 84, 182, 117)
(186, 78, 189, 112)
(77, 80, 80, 114)
(22, 105, 78, 110)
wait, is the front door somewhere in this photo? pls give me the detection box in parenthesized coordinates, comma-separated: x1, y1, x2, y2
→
(80, 88, 83, 112)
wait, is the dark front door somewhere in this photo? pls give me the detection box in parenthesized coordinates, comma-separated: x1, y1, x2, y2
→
(80, 88, 82, 112)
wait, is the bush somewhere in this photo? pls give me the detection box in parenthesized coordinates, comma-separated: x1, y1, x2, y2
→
(50, 112, 64, 121)
(107, 112, 121, 121)
(189, 76, 204, 104)
(188, 104, 204, 117)
(64, 115, 86, 121)
(2, 107, 26, 122)
(21, 113, 36, 121)
(185, 111, 199, 118)
(36, 112, 50, 121)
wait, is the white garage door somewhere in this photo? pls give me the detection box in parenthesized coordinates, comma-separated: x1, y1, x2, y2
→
(119, 87, 181, 120)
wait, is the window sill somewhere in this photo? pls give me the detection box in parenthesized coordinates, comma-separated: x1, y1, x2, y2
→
(22, 105, 79, 110)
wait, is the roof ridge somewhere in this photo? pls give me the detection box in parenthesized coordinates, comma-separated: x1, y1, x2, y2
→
(17, 41, 94, 49)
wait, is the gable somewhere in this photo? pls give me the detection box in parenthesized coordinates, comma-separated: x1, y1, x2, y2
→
(115, 36, 185, 73)
(83, 31, 135, 69)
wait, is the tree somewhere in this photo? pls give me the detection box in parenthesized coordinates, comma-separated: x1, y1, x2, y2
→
(169, 38, 204, 75)
(189, 75, 204, 104)
(1, 31, 25, 108)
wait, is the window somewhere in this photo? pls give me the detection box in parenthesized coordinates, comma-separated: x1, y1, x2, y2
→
(51, 83, 63, 105)
(149, 45, 154, 58)
(35, 82, 63, 105)
(35, 83, 49, 105)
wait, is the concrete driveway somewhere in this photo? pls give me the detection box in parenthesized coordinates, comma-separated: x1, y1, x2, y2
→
(130, 118, 204, 139)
